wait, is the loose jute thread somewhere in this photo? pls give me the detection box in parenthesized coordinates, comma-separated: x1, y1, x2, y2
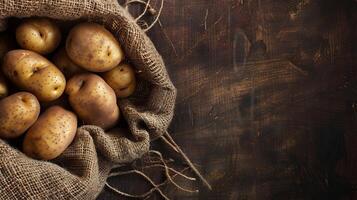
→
(124, 0, 164, 32)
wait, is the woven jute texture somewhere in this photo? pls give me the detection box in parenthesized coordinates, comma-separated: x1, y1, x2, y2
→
(0, 0, 177, 199)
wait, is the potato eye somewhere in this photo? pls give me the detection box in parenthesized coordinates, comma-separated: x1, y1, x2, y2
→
(19, 96, 27, 103)
(13, 70, 18, 77)
(106, 46, 111, 56)
(32, 67, 39, 73)
(78, 80, 85, 88)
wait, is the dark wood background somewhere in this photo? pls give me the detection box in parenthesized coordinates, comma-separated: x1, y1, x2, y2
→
(99, 0, 357, 199)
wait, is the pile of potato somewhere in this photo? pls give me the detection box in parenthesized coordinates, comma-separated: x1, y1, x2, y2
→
(0, 18, 137, 160)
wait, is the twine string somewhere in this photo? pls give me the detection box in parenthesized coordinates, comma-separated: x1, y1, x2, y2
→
(124, 0, 164, 32)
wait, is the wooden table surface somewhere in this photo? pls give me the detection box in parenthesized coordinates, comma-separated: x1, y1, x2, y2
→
(99, 0, 357, 199)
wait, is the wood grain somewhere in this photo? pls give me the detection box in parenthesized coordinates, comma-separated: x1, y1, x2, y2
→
(99, 0, 357, 199)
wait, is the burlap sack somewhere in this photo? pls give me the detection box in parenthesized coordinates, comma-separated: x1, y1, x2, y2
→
(0, 0, 176, 199)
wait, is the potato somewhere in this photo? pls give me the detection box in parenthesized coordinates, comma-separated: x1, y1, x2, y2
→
(0, 92, 40, 139)
(16, 18, 61, 54)
(2, 50, 66, 102)
(0, 73, 7, 98)
(52, 48, 84, 78)
(66, 22, 124, 72)
(66, 73, 119, 129)
(103, 63, 136, 98)
(23, 106, 77, 160)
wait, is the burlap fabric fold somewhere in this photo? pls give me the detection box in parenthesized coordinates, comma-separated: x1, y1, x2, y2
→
(0, 0, 176, 199)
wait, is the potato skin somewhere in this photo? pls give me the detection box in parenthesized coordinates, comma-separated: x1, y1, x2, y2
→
(16, 18, 61, 55)
(66, 22, 124, 72)
(66, 73, 119, 130)
(0, 73, 7, 98)
(52, 48, 84, 78)
(2, 50, 66, 102)
(103, 63, 136, 98)
(23, 106, 77, 160)
(0, 92, 40, 139)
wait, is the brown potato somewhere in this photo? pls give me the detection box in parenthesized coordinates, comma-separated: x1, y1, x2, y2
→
(66, 22, 124, 72)
(0, 92, 40, 139)
(103, 63, 136, 98)
(23, 106, 77, 160)
(2, 50, 66, 102)
(66, 73, 119, 129)
(52, 48, 84, 78)
(0, 73, 7, 98)
(16, 18, 61, 54)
